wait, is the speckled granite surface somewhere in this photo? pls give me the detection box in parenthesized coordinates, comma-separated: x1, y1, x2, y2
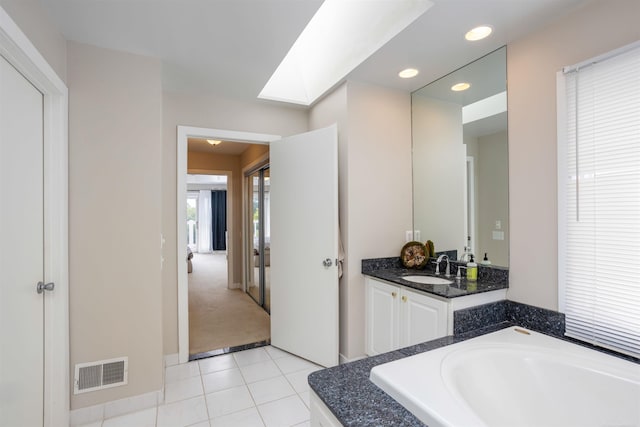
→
(362, 257, 509, 286)
(362, 257, 509, 299)
(309, 300, 637, 426)
(308, 323, 513, 427)
(453, 300, 566, 337)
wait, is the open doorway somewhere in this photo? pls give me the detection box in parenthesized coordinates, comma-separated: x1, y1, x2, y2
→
(183, 135, 274, 359)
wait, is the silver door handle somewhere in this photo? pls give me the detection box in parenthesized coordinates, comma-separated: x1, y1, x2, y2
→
(322, 258, 333, 267)
(36, 281, 55, 294)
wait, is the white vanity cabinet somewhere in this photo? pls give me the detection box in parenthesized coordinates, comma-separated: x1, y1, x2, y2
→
(365, 278, 447, 355)
(364, 277, 505, 356)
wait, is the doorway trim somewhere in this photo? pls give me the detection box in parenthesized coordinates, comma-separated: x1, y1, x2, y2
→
(0, 6, 69, 426)
(177, 126, 279, 363)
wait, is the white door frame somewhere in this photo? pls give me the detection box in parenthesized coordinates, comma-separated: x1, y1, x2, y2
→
(177, 126, 279, 363)
(0, 6, 69, 427)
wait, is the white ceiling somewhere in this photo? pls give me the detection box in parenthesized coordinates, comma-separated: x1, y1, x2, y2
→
(39, 0, 589, 104)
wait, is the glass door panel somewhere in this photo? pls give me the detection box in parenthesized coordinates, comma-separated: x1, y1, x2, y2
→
(245, 166, 270, 313)
(247, 172, 261, 305)
(263, 168, 271, 312)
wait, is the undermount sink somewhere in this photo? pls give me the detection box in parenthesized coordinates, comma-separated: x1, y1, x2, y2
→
(402, 275, 452, 285)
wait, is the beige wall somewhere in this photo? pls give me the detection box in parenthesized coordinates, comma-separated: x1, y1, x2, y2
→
(310, 81, 412, 360)
(477, 130, 508, 267)
(412, 96, 466, 255)
(507, 0, 640, 310)
(67, 41, 163, 408)
(188, 151, 242, 286)
(162, 92, 308, 354)
(0, 0, 66, 82)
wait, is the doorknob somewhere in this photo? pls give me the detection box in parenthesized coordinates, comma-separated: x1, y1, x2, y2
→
(36, 281, 55, 294)
(322, 258, 333, 267)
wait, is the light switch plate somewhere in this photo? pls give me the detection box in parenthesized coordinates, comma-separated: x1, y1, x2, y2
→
(405, 231, 413, 242)
(492, 230, 505, 241)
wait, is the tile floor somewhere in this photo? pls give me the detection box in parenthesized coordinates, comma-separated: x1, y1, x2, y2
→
(80, 346, 322, 427)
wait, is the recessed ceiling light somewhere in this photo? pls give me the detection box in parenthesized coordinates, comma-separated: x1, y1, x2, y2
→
(206, 139, 222, 146)
(451, 82, 471, 92)
(465, 26, 492, 41)
(399, 68, 419, 79)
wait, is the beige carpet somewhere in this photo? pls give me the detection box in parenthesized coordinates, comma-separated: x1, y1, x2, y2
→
(189, 252, 270, 355)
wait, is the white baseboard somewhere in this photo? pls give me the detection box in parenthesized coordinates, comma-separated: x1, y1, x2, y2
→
(164, 353, 179, 367)
(69, 389, 163, 426)
(339, 353, 367, 365)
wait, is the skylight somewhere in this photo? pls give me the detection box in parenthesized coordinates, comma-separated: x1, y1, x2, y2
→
(258, 0, 433, 106)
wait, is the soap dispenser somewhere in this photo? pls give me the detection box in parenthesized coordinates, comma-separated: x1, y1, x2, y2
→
(480, 252, 492, 266)
(466, 255, 478, 281)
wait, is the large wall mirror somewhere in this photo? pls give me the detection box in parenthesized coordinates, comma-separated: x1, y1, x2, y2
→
(412, 46, 508, 267)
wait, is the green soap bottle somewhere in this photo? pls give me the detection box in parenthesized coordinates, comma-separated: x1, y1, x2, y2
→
(466, 255, 478, 281)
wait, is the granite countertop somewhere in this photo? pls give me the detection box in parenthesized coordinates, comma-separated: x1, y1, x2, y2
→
(308, 323, 514, 427)
(364, 267, 508, 298)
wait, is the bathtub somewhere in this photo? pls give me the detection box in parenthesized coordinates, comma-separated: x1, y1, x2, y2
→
(370, 327, 640, 427)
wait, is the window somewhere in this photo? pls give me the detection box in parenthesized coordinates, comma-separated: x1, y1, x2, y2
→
(557, 41, 640, 358)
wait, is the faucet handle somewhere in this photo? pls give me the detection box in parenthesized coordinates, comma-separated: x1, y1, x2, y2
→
(431, 260, 441, 275)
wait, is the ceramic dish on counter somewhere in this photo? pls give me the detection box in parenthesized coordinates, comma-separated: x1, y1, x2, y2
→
(401, 241, 428, 268)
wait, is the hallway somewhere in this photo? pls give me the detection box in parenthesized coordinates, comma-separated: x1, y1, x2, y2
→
(189, 253, 270, 355)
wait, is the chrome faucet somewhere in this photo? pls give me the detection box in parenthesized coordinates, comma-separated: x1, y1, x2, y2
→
(433, 254, 450, 277)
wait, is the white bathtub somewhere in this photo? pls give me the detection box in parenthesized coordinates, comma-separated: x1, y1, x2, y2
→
(370, 327, 640, 427)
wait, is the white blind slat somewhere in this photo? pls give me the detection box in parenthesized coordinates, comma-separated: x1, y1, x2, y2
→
(559, 42, 640, 359)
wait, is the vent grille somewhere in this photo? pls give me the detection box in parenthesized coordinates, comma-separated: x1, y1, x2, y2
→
(74, 357, 128, 394)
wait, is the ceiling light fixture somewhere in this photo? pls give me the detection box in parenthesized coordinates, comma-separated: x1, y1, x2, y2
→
(451, 82, 471, 91)
(206, 139, 222, 146)
(258, 0, 434, 106)
(465, 26, 492, 41)
(399, 68, 419, 79)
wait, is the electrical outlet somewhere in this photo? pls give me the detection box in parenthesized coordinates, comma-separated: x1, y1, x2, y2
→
(492, 230, 505, 241)
(405, 231, 413, 242)
(495, 220, 502, 230)
(414, 230, 421, 241)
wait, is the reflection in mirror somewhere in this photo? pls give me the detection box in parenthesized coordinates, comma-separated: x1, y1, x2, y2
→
(412, 46, 508, 267)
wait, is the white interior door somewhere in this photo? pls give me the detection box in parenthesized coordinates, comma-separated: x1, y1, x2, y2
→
(0, 55, 45, 425)
(270, 125, 339, 368)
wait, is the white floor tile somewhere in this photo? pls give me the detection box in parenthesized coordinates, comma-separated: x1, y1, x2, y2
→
(202, 368, 245, 394)
(233, 347, 271, 367)
(298, 391, 310, 409)
(273, 355, 319, 374)
(293, 421, 310, 427)
(102, 407, 156, 427)
(257, 395, 309, 427)
(211, 407, 265, 427)
(239, 359, 281, 384)
(284, 368, 319, 393)
(165, 361, 201, 384)
(165, 375, 204, 403)
(206, 385, 255, 418)
(157, 396, 208, 427)
(198, 354, 237, 374)
(248, 376, 295, 405)
(264, 346, 290, 360)
(186, 421, 210, 427)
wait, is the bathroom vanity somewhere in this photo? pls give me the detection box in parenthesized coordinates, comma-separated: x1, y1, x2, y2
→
(365, 276, 506, 356)
(362, 256, 508, 356)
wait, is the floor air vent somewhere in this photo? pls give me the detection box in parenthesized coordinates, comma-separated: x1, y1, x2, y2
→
(74, 357, 128, 394)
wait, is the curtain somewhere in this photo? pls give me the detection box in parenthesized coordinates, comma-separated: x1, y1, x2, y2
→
(197, 190, 212, 253)
(211, 190, 227, 251)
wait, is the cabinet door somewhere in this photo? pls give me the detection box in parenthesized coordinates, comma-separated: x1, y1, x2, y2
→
(365, 279, 400, 356)
(400, 288, 448, 348)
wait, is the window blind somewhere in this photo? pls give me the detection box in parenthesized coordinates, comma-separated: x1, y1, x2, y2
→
(558, 42, 640, 358)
